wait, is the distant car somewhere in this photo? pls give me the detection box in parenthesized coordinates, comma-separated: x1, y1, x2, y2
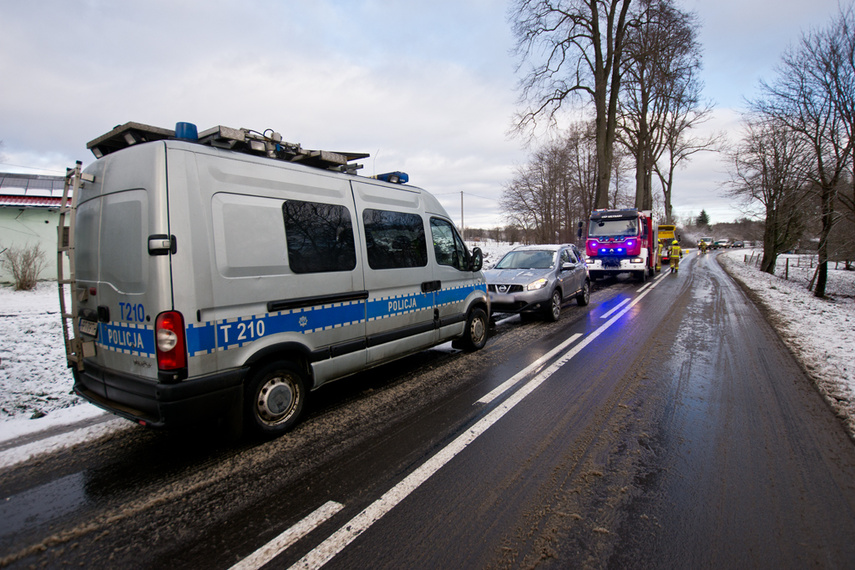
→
(732, 240, 745, 248)
(484, 244, 591, 322)
(713, 239, 730, 249)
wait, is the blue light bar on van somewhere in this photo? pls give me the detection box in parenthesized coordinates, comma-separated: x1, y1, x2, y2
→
(373, 171, 409, 184)
(175, 122, 198, 141)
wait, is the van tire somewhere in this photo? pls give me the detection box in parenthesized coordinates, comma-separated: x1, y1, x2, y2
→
(459, 307, 488, 351)
(246, 361, 306, 437)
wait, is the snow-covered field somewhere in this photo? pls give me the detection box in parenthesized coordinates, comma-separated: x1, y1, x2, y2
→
(0, 245, 853, 468)
(0, 283, 79, 420)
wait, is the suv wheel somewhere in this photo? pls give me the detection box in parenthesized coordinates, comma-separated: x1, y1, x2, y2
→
(576, 280, 590, 306)
(544, 289, 562, 322)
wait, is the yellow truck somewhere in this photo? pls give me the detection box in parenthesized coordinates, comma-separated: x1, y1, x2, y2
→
(657, 224, 677, 265)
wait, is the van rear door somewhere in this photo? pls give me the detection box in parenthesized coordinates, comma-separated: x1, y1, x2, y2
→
(75, 143, 173, 395)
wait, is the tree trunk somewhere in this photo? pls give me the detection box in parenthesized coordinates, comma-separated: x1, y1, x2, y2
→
(761, 211, 779, 274)
(814, 185, 835, 297)
(595, 94, 611, 209)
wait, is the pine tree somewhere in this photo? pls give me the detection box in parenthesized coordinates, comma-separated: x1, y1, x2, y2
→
(696, 209, 710, 227)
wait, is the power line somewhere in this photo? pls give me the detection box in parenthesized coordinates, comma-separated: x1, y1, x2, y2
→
(433, 190, 501, 202)
(0, 162, 67, 175)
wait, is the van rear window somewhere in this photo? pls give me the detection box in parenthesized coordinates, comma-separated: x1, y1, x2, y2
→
(283, 200, 357, 273)
(363, 209, 428, 270)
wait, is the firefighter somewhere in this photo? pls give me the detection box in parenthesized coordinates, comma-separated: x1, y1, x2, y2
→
(699, 239, 708, 254)
(669, 240, 683, 273)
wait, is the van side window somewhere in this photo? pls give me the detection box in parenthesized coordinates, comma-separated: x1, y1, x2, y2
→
(362, 209, 428, 270)
(282, 200, 356, 273)
(430, 218, 468, 270)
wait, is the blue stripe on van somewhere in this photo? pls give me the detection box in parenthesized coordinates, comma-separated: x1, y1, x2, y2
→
(367, 291, 432, 321)
(186, 322, 217, 356)
(185, 300, 367, 356)
(436, 282, 485, 308)
(185, 283, 486, 357)
(97, 322, 156, 358)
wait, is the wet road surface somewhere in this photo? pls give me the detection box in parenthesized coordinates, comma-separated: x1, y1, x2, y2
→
(1, 251, 854, 568)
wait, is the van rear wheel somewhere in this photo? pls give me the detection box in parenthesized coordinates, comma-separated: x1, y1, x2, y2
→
(246, 361, 306, 437)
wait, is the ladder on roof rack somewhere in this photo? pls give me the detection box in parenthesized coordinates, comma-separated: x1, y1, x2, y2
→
(57, 161, 92, 371)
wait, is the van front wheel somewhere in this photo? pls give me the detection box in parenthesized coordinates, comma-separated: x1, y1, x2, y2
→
(246, 361, 306, 437)
(459, 307, 488, 351)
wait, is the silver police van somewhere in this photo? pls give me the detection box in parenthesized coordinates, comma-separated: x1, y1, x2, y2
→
(59, 122, 489, 437)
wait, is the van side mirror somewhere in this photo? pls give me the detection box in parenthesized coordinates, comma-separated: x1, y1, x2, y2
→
(469, 247, 483, 272)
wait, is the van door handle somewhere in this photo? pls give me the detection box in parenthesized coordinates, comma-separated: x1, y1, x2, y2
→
(421, 280, 441, 293)
(148, 234, 177, 256)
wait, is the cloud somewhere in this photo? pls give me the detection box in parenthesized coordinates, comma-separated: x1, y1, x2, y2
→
(2, 0, 846, 229)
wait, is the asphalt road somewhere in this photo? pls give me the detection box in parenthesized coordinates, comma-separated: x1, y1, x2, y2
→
(2, 251, 854, 569)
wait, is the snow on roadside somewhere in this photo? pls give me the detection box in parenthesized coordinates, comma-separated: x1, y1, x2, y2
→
(719, 250, 855, 436)
(0, 282, 79, 421)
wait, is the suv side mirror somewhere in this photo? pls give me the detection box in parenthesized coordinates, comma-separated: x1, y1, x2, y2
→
(469, 247, 484, 272)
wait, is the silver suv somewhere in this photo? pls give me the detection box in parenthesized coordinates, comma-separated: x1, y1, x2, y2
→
(485, 244, 591, 322)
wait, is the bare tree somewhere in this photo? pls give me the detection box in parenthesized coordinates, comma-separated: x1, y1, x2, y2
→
(564, 121, 599, 217)
(502, 122, 599, 242)
(608, 143, 634, 208)
(3, 244, 47, 291)
(754, 7, 855, 296)
(511, 0, 634, 210)
(728, 116, 812, 274)
(653, 88, 720, 223)
(618, 0, 694, 210)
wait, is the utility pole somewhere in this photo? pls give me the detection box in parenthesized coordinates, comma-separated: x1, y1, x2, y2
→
(460, 191, 464, 239)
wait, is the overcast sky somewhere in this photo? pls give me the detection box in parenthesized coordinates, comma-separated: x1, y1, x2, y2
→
(0, 0, 848, 228)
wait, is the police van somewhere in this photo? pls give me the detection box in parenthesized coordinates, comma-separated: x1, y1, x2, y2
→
(58, 122, 489, 437)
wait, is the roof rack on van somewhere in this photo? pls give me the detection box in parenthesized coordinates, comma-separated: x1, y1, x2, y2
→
(87, 121, 370, 173)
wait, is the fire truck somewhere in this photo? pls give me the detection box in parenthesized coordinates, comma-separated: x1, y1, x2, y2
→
(583, 208, 659, 282)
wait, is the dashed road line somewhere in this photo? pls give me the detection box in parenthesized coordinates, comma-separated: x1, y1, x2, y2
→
(237, 275, 667, 570)
(230, 501, 344, 570)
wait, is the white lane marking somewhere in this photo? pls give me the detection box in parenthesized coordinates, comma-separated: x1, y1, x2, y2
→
(290, 279, 662, 570)
(477, 333, 583, 404)
(600, 298, 631, 319)
(231, 501, 344, 570)
(636, 273, 667, 290)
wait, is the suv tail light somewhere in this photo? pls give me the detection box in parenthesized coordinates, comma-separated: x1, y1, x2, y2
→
(156, 311, 187, 382)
